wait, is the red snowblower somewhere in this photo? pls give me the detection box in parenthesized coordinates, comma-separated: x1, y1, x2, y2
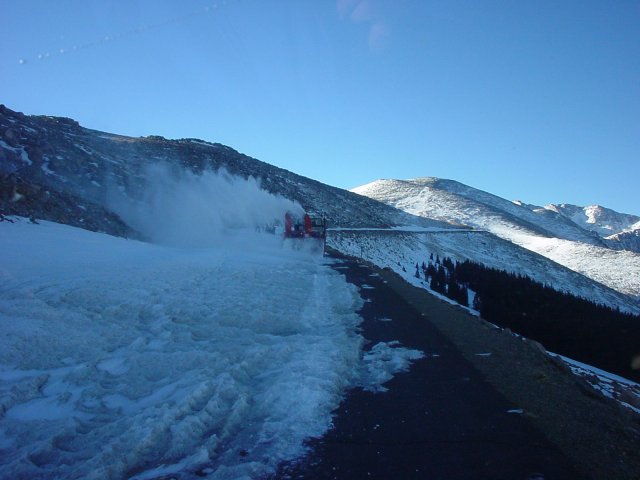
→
(284, 212, 327, 252)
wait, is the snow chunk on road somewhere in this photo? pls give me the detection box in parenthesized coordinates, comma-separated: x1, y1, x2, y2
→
(357, 341, 425, 392)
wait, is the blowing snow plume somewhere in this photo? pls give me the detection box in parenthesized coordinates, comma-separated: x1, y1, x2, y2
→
(109, 164, 303, 247)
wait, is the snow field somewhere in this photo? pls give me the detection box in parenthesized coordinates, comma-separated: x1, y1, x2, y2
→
(0, 219, 421, 479)
(506, 231, 640, 301)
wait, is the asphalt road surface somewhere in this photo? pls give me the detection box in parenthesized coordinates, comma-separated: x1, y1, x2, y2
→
(272, 255, 585, 480)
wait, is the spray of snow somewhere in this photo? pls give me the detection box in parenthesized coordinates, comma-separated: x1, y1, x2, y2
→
(109, 163, 303, 247)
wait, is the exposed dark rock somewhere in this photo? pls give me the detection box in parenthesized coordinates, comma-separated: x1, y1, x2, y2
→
(0, 173, 135, 238)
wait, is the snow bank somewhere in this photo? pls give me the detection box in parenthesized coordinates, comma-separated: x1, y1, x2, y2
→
(552, 353, 640, 415)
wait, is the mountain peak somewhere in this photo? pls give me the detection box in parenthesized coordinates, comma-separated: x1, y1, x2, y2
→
(544, 203, 640, 236)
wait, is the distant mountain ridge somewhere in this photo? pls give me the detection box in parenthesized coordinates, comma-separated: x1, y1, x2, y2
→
(352, 177, 640, 301)
(355, 177, 639, 251)
(519, 202, 640, 250)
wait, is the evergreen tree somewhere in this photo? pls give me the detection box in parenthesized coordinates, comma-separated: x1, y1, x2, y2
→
(459, 285, 469, 307)
(446, 277, 458, 300)
(426, 263, 436, 278)
(431, 265, 446, 293)
(472, 293, 481, 311)
(443, 257, 454, 272)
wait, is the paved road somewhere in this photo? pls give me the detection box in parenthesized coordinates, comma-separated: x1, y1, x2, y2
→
(273, 255, 585, 480)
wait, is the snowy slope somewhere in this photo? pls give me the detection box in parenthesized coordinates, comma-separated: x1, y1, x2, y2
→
(0, 219, 422, 479)
(352, 178, 640, 301)
(327, 229, 640, 315)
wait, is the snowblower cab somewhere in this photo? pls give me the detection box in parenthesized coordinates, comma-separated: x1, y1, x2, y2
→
(284, 211, 327, 251)
(284, 212, 304, 238)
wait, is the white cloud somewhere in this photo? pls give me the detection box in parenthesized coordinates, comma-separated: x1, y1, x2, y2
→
(351, 0, 374, 23)
(337, 0, 359, 19)
(368, 22, 390, 51)
(337, 0, 390, 52)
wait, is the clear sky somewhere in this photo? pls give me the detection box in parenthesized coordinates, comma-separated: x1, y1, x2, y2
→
(1, 0, 639, 215)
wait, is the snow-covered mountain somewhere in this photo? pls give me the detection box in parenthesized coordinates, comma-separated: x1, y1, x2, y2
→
(352, 178, 640, 302)
(544, 203, 640, 238)
(542, 203, 640, 252)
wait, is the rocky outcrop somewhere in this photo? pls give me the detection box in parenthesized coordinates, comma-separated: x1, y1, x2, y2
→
(0, 173, 134, 237)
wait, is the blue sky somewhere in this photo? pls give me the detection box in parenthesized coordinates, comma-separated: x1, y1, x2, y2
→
(2, 0, 639, 215)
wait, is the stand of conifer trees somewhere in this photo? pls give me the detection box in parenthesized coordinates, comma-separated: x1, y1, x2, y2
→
(419, 255, 640, 382)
